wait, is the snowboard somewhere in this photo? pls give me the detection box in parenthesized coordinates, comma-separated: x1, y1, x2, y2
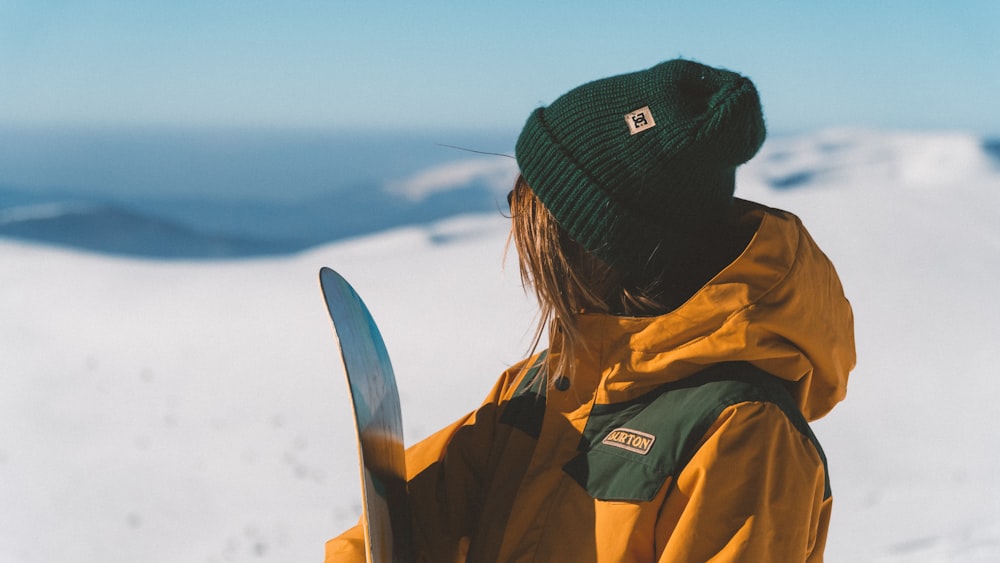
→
(319, 267, 413, 563)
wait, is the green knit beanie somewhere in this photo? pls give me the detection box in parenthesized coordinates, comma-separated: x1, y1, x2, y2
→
(515, 58, 766, 278)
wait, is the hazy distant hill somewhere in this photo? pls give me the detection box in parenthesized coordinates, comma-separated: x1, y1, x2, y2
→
(0, 178, 510, 258)
(0, 127, 516, 258)
(1, 127, 996, 258)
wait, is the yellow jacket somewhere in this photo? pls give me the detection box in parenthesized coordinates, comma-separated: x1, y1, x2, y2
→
(326, 201, 856, 562)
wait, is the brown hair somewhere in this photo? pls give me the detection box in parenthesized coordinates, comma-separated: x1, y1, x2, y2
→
(507, 174, 755, 386)
(507, 175, 676, 384)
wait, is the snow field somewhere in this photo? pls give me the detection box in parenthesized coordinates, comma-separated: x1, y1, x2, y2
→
(1, 129, 998, 561)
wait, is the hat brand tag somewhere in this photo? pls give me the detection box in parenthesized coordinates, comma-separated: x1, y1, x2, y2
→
(625, 106, 656, 135)
(602, 427, 656, 455)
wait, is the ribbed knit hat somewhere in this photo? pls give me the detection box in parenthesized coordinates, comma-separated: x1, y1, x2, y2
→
(515, 58, 766, 278)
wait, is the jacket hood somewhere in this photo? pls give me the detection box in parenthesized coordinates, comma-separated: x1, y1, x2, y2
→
(569, 200, 856, 421)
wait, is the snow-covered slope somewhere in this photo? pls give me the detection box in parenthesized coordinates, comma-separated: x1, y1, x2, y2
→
(1, 129, 998, 562)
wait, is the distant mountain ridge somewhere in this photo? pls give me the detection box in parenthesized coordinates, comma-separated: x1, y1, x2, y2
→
(0, 173, 512, 259)
(1, 129, 997, 258)
(984, 138, 1000, 160)
(749, 129, 1000, 191)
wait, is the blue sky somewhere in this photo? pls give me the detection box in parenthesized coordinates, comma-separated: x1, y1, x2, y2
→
(1, 1, 999, 136)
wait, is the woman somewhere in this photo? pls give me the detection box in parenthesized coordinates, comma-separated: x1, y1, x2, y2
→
(327, 58, 855, 562)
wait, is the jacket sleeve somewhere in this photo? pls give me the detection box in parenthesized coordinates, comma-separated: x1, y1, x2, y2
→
(655, 401, 831, 562)
(324, 367, 521, 563)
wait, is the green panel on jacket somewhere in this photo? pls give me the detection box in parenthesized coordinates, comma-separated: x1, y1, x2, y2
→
(563, 362, 830, 502)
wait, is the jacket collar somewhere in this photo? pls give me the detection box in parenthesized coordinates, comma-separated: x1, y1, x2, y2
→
(557, 200, 855, 421)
